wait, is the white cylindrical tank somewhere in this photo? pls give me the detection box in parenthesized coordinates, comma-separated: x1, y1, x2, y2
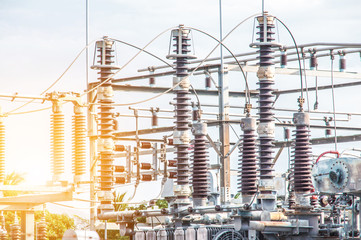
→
(62, 229, 100, 240)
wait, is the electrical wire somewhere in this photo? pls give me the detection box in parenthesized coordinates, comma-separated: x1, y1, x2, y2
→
(127, 181, 139, 201)
(190, 84, 202, 110)
(83, 26, 177, 98)
(110, 38, 173, 68)
(301, 49, 311, 112)
(6, 106, 51, 116)
(314, 64, 319, 110)
(330, 51, 338, 151)
(275, 17, 304, 99)
(94, 13, 260, 107)
(229, 124, 240, 140)
(5, 39, 99, 115)
(50, 202, 97, 209)
(188, 27, 251, 104)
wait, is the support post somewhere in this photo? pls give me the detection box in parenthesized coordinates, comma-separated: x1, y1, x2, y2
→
(88, 86, 97, 230)
(218, 65, 230, 204)
(20, 211, 34, 240)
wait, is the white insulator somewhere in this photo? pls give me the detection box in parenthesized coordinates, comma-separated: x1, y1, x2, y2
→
(36, 216, 47, 240)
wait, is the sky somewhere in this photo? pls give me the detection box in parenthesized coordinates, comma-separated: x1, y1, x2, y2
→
(1, 0, 361, 214)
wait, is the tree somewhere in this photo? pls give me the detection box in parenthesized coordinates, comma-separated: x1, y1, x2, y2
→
(3, 171, 26, 197)
(155, 199, 168, 209)
(1, 172, 75, 239)
(35, 210, 75, 240)
(113, 192, 127, 212)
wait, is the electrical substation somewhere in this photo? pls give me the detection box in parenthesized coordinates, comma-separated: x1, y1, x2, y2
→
(2, 3, 361, 240)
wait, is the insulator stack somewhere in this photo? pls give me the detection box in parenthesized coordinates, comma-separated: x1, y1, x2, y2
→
(284, 127, 290, 140)
(205, 76, 211, 89)
(192, 122, 209, 207)
(72, 106, 87, 182)
(149, 77, 155, 87)
(140, 142, 152, 149)
(288, 191, 295, 209)
(292, 111, 312, 206)
(169, 171, 177, 179)
(168, 160, 176, 167)
(255, 14, 277, 197)
(115, 165, 125, 172)
(0, 229, 7, 240)
(310, 53, 317, 70)
(115, 145, 125, 152)
(50, 108, 65, 182)
(151, 108, 158, 127)
(280, 51, 287, 68)
(0, 115, 5, 183)
(92, 37, 118, 210)
(192, 104, 201, 123)
(0, 212, 7, 240)
(115, 177, 126, 184)
(140, 163, 151, 170)
(10, 214, 20, 240)
(325, 128, 332, 137)
(238, 117, 257, 202)
(310, 195, 318, 207)
(141, 174, 152, 181)
(36, 216, 47, 240)
(166, 25, 196, 202)
(339, 54, 346, 72)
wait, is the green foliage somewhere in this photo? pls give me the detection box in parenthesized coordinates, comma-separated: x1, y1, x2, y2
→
(113, 192, 127, 212)
(43, 211, 75, 240)
(3, 211, 20, 235)
(3, 171, 26, 197)
(155, 199, 168, 209)
(96, 229, 129, 240)
(128, 204, 146, 223)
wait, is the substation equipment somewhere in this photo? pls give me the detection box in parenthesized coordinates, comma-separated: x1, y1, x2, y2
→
(89, 12, 361, 239)
(0, 11, 361, 240)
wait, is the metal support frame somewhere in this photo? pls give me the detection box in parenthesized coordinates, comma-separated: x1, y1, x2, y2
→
(88, 86, 97, 230)
(20, 211, 34, 240)
(218, 65, 231, 204)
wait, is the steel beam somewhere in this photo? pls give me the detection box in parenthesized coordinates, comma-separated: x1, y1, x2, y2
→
(228, 65, 361, 80)
(112, 84, 256, 98)
(275, 134, 361, 148)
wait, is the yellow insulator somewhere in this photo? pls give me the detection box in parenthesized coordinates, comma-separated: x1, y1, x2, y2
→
(0, 119, 5, 184)
(0, 228, 7, 240)
(36, 216, 47, 240)
(11, 214, 21, 240)
(0, 212, 7, 240)
(51, 112, 65, 182)
(72, 108, 87, 181)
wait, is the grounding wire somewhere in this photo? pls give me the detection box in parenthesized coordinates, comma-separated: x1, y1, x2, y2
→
(314, 64, 319, 110)
(5, 39, 99, 115)
(83, 26, 177, 98)
(96, 13, 260, 107)
(110, 38, 173, 68)
(230, 124, 240, 140)
(301, 49, 311, 112)
(190, 84, 202, 110)
(6, 106, 52, 116)
(330, 51, 338, 151)
(275, 17, 304, 100)
(188, 27, 251, 104)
